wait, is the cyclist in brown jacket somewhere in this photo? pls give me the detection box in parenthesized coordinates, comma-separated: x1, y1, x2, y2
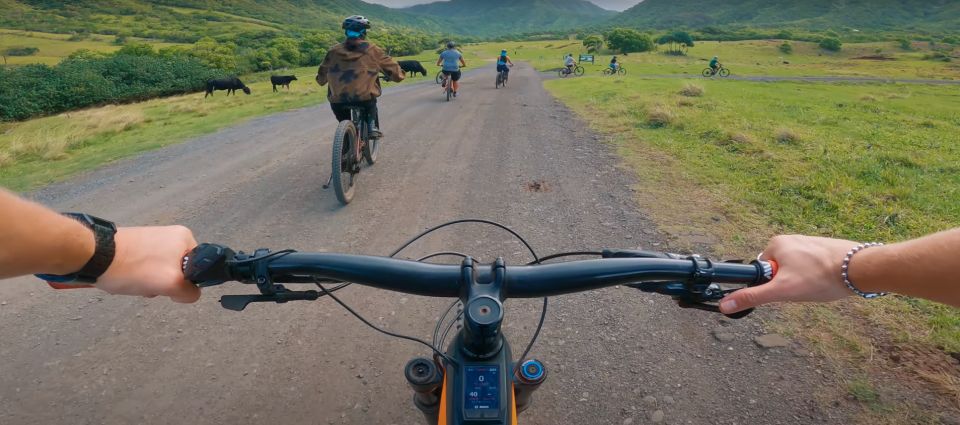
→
(316, 15, 404, 138)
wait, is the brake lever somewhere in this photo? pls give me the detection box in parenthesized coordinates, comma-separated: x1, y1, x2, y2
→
(628, 281, 755, 319)
(220, 289, 321, 311)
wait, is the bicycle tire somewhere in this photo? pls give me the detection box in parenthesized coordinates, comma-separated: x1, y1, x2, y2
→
(496, 73, 502, 88)
(574, 66, 585, 76)
(558, 69, 568, 78)
(362, 118, 379, 166)
(603, 68, 612, 76)
(331, 120, 357, 205)
(702, 68, 713, 77)
(446, 82, 452, 101)
(719, 68, 731, 77)
(618, 68, 626, 76)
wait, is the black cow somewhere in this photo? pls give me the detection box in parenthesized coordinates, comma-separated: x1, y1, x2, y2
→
(271, 75, 298, 92)
(205, 77, 250, 98)
(398, 60, 427, 77)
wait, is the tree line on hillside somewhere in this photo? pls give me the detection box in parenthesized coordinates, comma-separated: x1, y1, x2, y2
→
(576, 28, 855, 55)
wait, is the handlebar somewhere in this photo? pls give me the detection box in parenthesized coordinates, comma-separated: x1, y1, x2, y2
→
(183, 244, 776, 318)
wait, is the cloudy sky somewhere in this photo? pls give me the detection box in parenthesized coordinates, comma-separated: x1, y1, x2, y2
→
(364, 0, 643, 12)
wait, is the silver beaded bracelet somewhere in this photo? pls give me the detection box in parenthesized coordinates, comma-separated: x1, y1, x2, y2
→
(841, 242, 887, 299)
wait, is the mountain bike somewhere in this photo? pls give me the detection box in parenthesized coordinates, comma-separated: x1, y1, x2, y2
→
(495, 67, 509, 89)
(441, 70, 462, 102)
(322, 98, 381, 205)
(702, 66, 731, 77)
(558, 65, 584, 78)
(603, 66, 626, 76)
(183, 219, 777, 425)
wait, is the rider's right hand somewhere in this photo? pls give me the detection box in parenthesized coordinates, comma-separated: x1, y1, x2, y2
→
(720, 235, 858, 314)
(95, 226, 201, 303)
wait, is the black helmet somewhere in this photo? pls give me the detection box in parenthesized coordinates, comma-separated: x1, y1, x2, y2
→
(446, 41, 455, 49)
(342, 15, 371, 31)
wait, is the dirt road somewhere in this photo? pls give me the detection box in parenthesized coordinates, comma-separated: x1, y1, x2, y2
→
(1, 64, 844, 424)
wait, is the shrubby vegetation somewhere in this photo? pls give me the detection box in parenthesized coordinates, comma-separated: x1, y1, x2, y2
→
(779, 41, 793, 54)
(605, 28, 654, 54)
(0, 50, 219, 121)
(3, 46, 40, 56)
(657, 31, 695, 55)
(819, 37, 842, 52)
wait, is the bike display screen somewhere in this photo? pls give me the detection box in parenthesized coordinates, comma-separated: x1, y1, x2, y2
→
(464, 365, 500, 411)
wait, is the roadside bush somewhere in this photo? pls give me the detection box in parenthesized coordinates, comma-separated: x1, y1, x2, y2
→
(0, 55, 219, 121)
(923, 51, 952, 62)
(819, 37, 842, 52)
(657, 31, 695, 55)
(775, 128, 802, 144)
(3, 47, 40, 56)
(645, 105, 675, 128)
(679, 83, 704, 97)
(779, 42, 793, 54)
(605, 28, 654, 54)
(898, 38, 913, 50)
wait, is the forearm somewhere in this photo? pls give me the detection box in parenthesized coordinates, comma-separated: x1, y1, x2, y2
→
(851, 228, 960, 306)
(0, 190, 94, 278)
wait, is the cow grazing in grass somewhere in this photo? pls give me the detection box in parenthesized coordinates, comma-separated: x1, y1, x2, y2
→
(270, 75, 298, 92)
(398, 60, 427, 77)
(205, 77, 251, 98)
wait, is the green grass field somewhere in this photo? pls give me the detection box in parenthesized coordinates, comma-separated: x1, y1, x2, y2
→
(0, 29, 185, 65)
(544, 71, 960, 418)
(467, 38, 960, 80)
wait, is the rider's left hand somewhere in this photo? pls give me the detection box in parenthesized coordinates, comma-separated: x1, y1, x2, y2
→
(95, 226, 201, 303)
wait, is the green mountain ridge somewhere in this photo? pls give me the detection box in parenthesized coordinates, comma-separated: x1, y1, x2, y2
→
(616, 0, 960, 31)
(0, 0, 445, 42)
(405, 0, 616, 36)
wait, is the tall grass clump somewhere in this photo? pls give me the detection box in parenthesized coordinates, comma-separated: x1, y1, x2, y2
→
(679, 83, 704, 97)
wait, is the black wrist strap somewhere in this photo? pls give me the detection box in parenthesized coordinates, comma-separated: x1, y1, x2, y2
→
(72, 214, 117, 283)
(37, 213, 117, 284)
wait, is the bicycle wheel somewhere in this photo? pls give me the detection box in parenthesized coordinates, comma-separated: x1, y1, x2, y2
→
(558, 69, 567, 78)
(362, 118, 379, 166)
(496, 73, 503, 88)
(719, 68, 730, 77)
(702, 68, 713, 77)
(331, 120, 357, 205)
(603, 68, 612, 76)
(446, 83, 452, 101)
(618, 68, 626, 76)
(501, 72, 507, 87)
(435, 71, 443, 85)
(574, 66, 584, 76)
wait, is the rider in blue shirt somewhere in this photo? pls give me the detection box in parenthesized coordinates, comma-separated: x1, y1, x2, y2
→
(437, 41, 467, 96)
(496, 49, 513, 80)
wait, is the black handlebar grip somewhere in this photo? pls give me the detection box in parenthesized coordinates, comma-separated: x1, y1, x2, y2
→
(721, 259, 778, 320)
(182, 243, 235, 287)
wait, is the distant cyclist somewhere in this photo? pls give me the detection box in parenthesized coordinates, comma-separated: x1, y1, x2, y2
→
(496, 49, 513, 80)
(316, 15, 404, 138)
(609, 56, 619, 73)
(437, 41, 466, 97)
(709, 56, 721, 75)
(563, 53, 576, 74)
